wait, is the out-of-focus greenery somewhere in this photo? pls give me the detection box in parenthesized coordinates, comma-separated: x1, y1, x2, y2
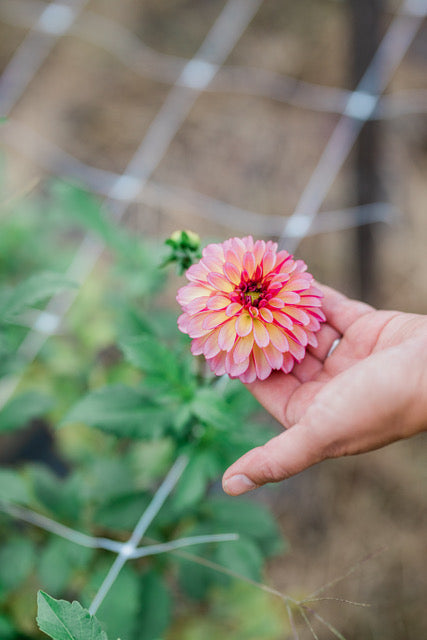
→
(0, 178, 286, 640)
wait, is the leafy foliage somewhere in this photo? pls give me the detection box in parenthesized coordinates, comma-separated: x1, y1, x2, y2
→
(37, 591, 108, 640)
(0, 179, 286, 640)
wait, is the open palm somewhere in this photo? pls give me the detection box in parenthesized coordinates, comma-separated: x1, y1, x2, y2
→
(223, 285, 427, 495)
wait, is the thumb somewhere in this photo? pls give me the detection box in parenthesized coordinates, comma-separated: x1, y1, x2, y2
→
(222, 421, 328, 496)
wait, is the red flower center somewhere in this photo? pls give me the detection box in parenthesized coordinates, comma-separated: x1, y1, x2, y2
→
(234, 271, 269, 308)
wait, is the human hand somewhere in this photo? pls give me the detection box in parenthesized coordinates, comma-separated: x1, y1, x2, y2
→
(222, 285, 427, 496)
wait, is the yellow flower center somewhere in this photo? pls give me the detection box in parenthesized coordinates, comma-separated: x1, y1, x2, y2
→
(247, 291, 261, 303)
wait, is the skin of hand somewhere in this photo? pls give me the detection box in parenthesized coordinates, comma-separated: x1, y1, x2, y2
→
(222, 285, 427, 496)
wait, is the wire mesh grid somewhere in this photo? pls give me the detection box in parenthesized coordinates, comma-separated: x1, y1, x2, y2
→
(0, 0, 426, 619)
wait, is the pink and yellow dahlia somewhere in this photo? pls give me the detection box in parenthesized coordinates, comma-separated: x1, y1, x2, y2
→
(177, 236, 324, 383)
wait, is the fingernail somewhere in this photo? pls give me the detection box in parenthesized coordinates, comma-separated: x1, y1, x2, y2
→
(223, 474, 256, 496)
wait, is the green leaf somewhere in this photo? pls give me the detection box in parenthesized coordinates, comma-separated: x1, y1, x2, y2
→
(38, 538, 93, 595)
(0, 468, 30, 504)
(93, 492, 151, 531)
(50, 182, 117, 246)
(29, 466, 83, 522)
(0, 391, 53, 433)
(0, 614, 15, 639)
(202, 497, 285, 557)
(86, 458, 136, 505)
(173, 450, 220, 511)
(120, 336, 179, 382)
(0, 271, 76, 322)
(215, 537, 263, 582)
(0, 538, 36, 592)
(137, 571, 171, 640)
(191, 388, 236, 431)
(177, 551, 214, 601)
(37, 591, 109, 640)
(84, 564, 139, 640)
(62, 385, 170, 439)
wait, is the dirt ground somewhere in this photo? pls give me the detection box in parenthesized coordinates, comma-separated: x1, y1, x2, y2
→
(1, 0, 427, 637)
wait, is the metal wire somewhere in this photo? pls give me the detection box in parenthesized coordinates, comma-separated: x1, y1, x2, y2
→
(0, 0, 90, 117)
(279, 0, 427, 253)
(0, 0, 262, 411)
(0, 0, 425, 627)
(1, 0, 426, 119)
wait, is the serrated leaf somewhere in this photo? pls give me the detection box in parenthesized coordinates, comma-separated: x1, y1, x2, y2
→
(37, 591, 109, 640)
(62, 385, 169, 439)
(0, 272, 76, 322)
(0, 391, 53, 432)
(191, 387, 236, 431)
(120, 336, 179, 382)
(173, 450, 220, 511)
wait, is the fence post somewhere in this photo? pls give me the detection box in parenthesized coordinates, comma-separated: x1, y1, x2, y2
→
(349, 0, 384, 303)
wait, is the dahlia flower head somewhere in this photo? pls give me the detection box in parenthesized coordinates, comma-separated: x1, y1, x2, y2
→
(177, 236, 325, 383)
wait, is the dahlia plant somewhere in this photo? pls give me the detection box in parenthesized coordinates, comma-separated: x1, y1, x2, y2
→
(177, 235, 324, 382)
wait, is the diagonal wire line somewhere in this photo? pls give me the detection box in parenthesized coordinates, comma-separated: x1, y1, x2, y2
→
(0, 0, 263, 411)
(0, 499, 238, 558)
(1, 119, 397, 239)
(88, 455, 188, 615)
(0, 0, 90, 117)
(2, 0, 426, 119)
(279, 0, 427, 253)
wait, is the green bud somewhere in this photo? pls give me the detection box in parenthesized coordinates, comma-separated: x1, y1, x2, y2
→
(162, 230, 202, 274)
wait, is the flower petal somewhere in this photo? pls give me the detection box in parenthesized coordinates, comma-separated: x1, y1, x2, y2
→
(243, 252, 256, 277)
(268, 297, 284, 309)
(239, 357, 257, 383)
(208, 351, 227, 376)
(286, 336, 306, 361)
(203, 330, 222, 358)
(223, 262, 241, 285)
(262, 251, 276, 275)
(259, 307, 273, 323)
(233, 334, 254, 363)
(284, 307, 310, 325)
(288, 324, 308, 346)
(281, 352, 295, 373)
(207, 272, 234, 292)
(226, 351, 250, 378)
(202, 310, 229, 330)
(252, 345, 272, 380)
(177, 284, 211, 306)
(283, 279, 310, 292)
(206, 295, 231, 310)
(226, 302, 242, 317)
(263, 343, 284, 370)
(271, 311, 293, 330)
(218, 320, 237, 351)
(299, 295, 322, 307)
(267, 323, 289, 352)
(236, 313, 253, 337)
(253, 319, 270, 348)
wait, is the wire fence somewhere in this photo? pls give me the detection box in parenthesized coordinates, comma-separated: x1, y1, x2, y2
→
(0, 0, 426, 621)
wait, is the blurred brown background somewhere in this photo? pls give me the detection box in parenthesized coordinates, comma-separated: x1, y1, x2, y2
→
(1, 1, 427, 638)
